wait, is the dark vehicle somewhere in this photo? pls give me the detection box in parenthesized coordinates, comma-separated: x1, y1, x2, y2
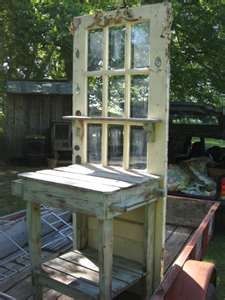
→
(168, 102, 225, 227)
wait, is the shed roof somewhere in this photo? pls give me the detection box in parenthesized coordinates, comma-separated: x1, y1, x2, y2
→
(6, 81, 72, 95)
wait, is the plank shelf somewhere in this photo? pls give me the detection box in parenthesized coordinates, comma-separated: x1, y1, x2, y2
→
(40, 248, 145, 299)
(63, 115, 162, 125)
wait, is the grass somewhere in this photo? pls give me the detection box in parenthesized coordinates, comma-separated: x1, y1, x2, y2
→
(0, 166, 26, 216)
(0, 164, 42, 216)
(204, 233, 225, 300)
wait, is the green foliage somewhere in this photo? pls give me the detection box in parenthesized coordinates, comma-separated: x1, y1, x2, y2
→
(170, 0, 225, 106)
(0, 0, 224, 107)
(0, 111, 5, 138)
(0, 0, 82, 81)
(204, 233, 225, 299)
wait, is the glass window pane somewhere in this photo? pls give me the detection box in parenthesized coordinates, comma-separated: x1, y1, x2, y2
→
(109, 26, 125, 69)
(88, 29, 103, 71)
(88, 125, 102, 163)
(131, 22, 150, 68)
(108, 125, 123, 166)
(131, 75, 149, 118)
(88, 77, 103, 116)
(130, 127, 147, 169)
(108, 76, 125, 117)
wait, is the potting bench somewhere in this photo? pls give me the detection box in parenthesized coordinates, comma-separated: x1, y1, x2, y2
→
(17, 3, 172, 299)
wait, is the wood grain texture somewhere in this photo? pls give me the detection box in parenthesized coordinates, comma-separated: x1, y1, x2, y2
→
(40, 249, 144, 299)
(1, 221, 195, 300)
(164, 226, 193, 271)
(19, 164, 160, 219)
(98, 219, 113, 300)
(27, 201, 42, 300)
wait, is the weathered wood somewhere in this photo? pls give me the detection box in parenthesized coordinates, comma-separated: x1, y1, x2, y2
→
(56, 164, 159, 184)
(164, 226, 193, 271)
(98, 219, 113, 300)
(15, 3, 171, 299)
(6, 88, 72, 158)
(73, 213, 88, 250)
(39, 271, 95, 300)
(167, 196, 212, 228)
(27, 201, 42, 300)
(19, 165, 160, 219)
(0, 221, 196, 300)
(144, 202, 156, 298)
(146, 2, 172, 289)
(20, 165, 159, 192)
(6, 81, 72, 95)
(64, 115, 161, 123)
(36, 169, 134, 189)
(39, 249, 144, 299)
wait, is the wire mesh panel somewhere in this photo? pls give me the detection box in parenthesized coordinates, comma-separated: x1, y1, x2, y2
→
(0, 207, 73, 282)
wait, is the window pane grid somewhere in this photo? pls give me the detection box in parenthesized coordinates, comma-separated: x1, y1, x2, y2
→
(86, 21, 150, 168)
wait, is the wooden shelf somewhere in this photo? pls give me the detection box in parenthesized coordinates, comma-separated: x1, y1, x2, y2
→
(63, 115, 162, 124)
(40, 248, 145, 299)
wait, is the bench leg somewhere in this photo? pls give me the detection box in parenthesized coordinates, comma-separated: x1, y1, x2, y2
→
(73, 213, 88, 250)
(98, 218, 113, 300)
(27, 202, 42, 300)
(144, 202, 156, 298)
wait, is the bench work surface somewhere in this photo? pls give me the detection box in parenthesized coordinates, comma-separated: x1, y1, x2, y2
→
(18, 164, 160, 217)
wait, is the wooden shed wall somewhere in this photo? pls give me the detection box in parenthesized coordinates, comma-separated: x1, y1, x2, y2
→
(5, 93, 72, 158)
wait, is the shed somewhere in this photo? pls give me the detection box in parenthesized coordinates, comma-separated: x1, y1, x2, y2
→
(5, 80, 72, 159)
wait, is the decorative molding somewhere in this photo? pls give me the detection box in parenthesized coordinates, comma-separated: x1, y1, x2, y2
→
(87, 7, 141, 29)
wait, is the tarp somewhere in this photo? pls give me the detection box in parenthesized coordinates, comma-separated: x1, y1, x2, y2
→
(168, 157, 216, 197)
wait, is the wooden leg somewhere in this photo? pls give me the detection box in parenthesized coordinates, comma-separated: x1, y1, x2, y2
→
(73, 213, 88, 250)
(144, 202, 156, 298)
(98, 219, 113, 300)
(153, 197, 165, 290)
(27, 201, 42, 300)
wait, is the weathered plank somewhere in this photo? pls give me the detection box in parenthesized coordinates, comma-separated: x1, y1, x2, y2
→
(164, 226, 193, 271)
(144, 202, 156, 298)
(6, 81, 72, 95)
(36, 169, 133, 189)
(27, 202, 42, 300)
(88, 216, 175, 264)
(20, 172, 120, 193)
(98, 219, 113, 300)
(167, 196, 212, 228)
(56, 164, 159, 185)
(41, 248, 144, 299)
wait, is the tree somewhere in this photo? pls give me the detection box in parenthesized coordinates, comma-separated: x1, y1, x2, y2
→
(170, 0, 225, 107)
(0, 0, 224, 107)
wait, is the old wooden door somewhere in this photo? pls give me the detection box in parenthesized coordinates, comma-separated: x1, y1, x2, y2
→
(70, 2, 172, 290)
